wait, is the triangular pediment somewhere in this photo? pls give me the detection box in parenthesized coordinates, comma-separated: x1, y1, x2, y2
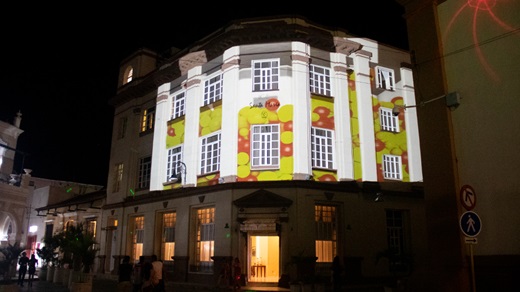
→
(233, 189, 293, 208)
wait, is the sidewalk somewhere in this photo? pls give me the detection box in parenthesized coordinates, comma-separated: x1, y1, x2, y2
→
(14, 277, 118, 292)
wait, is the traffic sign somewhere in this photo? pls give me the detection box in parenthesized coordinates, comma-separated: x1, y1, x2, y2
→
(460, 185, 477, 210)
(464, 237, 478, 244)
(460, 211, 482, 237)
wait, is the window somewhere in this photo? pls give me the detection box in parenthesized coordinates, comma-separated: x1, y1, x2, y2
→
(113, 163, 124, 193)
(191, 207, 215, 272)
(251, 124, 279, 168)
(124, 66, 133, 84)
(311, 127, 334, 169)
(385, 209, 411, 271)
(380, 108, 399, 132)
(162, 212, 176, 262)
(200, 132, 221, 175)
(171, 92, 186, 119)
(166, 146, 183, 181)
(138, 156, 152, 190)
(383, 155, 402, 180)
(309, 64, 331, 96)
(252, 59, 279, 91)
(132, 216, 144, 263)
(141, 107, 155, 133)
(203, 74, 223, 106)
(117, 116, 128, 139)
(86, 219, 97, 239)
(376, 66, 395, 90)
(315, 204, 338, 263)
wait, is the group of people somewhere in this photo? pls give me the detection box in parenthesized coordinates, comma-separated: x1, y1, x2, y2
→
(17, 251, 38, 287)
(118, 254, 165, 292)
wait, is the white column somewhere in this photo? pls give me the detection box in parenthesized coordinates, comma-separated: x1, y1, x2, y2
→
(291, 42, 312, 178)
(219, 47, 241, 182)
(353, 50, 377, 181)
(330, 53, 354, 180)
(151, 83, 171, 191)
(184, 67, 203, 186)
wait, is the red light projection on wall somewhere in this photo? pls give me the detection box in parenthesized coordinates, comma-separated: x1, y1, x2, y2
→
(444, 0, 517, 82)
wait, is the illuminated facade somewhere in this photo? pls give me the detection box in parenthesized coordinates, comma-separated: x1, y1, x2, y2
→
(101, 16, 427, 289)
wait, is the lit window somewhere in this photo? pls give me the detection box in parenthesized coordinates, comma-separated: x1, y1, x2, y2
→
(162, 212, 176, 262)
(191, 207, 215, 272)
(311, 127, 334, 169)
(309, 64, 331, 96)
(124, 66, 134, 84)
(171, 92, 186, 120)
(383, 155, 402, 180)
(252, 59, 279, 91)
(315, 204, 338, 263)
(138, 156, 151, 190)
(380, 107, 399, 132)
(141, 107, 155, 133)
(132, 216, 144, 263)
(200, 132, 221, 175)
(203, 74, 223, 106)
(376, 66, 395, 90)
(251, 124, 279, 168)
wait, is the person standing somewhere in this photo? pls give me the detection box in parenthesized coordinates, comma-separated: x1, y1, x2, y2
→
(151, 255, 164, 292)
(27, 254, 38, 287)
(118, 256, 133, 292)
(17, 251, 29, 287)
(232, 257, 241, 291)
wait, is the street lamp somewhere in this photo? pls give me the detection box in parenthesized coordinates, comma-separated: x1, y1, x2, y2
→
(170, 161, 187, 185)
(392, 92, 460, 116)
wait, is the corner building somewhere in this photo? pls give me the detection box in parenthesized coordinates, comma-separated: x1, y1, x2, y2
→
(100, 16, 427, 289)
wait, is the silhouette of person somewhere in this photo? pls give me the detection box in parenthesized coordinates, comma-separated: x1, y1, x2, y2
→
(118, 255, 133, 292)
(27, 254, 38, 287)
(233, 257, 241, 291)
(17, 251, 29, 287)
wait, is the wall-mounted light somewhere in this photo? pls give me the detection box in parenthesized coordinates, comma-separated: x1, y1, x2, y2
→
(224, 223, 230, 229)
(170, 161, 187, 185)
(392, 92, 460, 116)
(375, 192, 384, 202)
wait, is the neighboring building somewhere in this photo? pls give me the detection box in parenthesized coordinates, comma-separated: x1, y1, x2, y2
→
(99, 16, 427, 289)
(0, 111, 104, 265)
(397, 0, 520, 291)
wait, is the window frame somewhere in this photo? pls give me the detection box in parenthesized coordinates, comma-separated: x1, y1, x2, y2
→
(140, 106, 155, 133)
(252, 59, 280, 92)
(376, 66, 395, 91)
(171, 91, 186, 120)
(250, 124, 280, 169)
(311, 127, 335, 170)
(200, 132, 221, 175)
(138, 156, 152, 190)
(383, 154, 402, 180)
(203, 73, 223, 106)
(166, 146, 183, 181)
(315, 204, 338, 263)
(309, 64, 331, 96)
(379, 107, 400, 132)
(190, 207, 215, 273)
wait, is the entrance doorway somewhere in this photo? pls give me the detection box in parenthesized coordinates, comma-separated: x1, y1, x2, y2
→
(248, 235, 279, 283)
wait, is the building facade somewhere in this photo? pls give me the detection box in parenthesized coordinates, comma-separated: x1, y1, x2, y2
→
(396, 0, 520, 291)
(100, 16, 427, 288)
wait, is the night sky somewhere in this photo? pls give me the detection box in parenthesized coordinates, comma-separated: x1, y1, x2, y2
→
(0, 3, 408, 186)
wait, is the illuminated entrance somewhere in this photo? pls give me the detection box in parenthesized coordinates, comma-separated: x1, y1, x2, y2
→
(248, 235, 279, 283)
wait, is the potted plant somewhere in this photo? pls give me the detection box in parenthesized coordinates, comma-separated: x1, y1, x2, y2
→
(54, 222, 98, 291)
(0, 241, 25, 291)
